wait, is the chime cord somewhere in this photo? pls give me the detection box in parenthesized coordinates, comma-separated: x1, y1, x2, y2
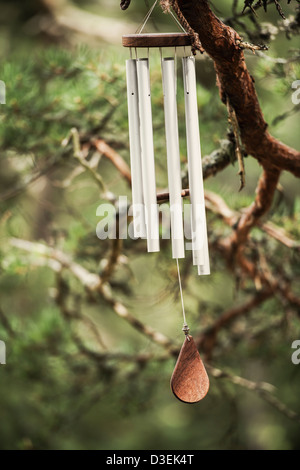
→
(168, 7, 187, 33)
(176, 258, 190, 338)
(136, 0, 187, 35)
(136, 0, 159, 34)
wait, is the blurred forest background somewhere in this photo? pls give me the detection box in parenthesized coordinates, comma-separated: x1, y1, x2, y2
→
(0, 0, 300, 450)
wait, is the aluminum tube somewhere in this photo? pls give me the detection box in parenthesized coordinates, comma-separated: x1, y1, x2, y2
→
(136, 58, 160, 252)
(126, 59, 147, 239)
(182, 56, 210, 274)
(162, 58, 185, 259)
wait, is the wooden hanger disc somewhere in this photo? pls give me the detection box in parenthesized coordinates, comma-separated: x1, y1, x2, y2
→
(171, 335, 209, 404)
(122, 33, 192, 48)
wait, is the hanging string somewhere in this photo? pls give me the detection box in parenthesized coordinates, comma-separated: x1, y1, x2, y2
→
(176, 258, 190, 338)
(136, 0, 159, 34)
(136, 0, 187, 36)
(168, 7, 187, 33)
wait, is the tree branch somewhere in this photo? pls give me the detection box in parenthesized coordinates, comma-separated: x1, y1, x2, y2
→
(175, 0, 300, 176)
(9, 237, 175, 353)
(227, 167, 281, 250)
(9, 235, 300, 423)
(196, 289, 273, 360)
(93, 138, 132, 185)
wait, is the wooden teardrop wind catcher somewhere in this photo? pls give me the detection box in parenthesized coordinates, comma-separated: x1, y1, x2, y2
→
(122, 3, 210, 403)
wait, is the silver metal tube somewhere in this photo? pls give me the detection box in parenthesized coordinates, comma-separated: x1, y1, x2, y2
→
(182, 56, 210, 274)
(162, 58, 185, 259)
(126, 59, 147, 239)
(137, 58, 160, 252)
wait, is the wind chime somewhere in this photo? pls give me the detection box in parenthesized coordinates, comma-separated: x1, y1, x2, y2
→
(122, 2, 210, 404)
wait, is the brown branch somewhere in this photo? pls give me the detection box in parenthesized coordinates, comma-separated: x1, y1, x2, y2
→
(207, 364, 300, 423)
(226, 96, 245, 191)
(93, 139, 132, 185)
(205, 186, 300, 310)
(259, 221, 300, 250)
(10, 237, 175, 353)
(218, 167, 279, 284)
(157, 188, 190, 202)
(175, 0, 300, 177)
(204, 190, 238, 226)
(204, 189, 300, 250)
(196, 289, 273, 360)
(157, 137, 235, 202)
(9, 236, 300, 423)
(226, 167, 281, 251)
(100, 237, 123, 284)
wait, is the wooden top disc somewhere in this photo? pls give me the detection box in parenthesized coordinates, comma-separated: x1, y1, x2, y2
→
(122, 33, 192, 48)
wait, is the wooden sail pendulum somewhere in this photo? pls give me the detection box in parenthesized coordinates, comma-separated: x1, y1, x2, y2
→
(122, 4, 210, 403)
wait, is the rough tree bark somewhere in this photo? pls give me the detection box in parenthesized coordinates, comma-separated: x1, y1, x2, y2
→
(175, 0, 300, 176)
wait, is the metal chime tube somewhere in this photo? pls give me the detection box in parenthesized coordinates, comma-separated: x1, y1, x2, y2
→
(182, 56, 210, 274)
(126, 59, 147, 239)
(136, 58, 160, 252)
(162, 58, 185, 259)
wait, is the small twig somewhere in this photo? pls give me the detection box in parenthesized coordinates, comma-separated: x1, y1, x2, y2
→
(242, 0, 287, 19)
(205, 190, 238, 226)
(207, 364, 300, 423)
(236, 38, 269, 53)
(197, 289, 273, 359)
(93, 138, 132, 186)
(10, 237, 175, 353)
(226, 97, 246, 191)
(227, 167, 280, 249)
(10, 237, 102, 290)
(208, 364, 276, 393)
(55, 273, 108, 350)
(157, 188, 190, 203)
(204, 189, 300, 250)
(63, 128, 108, 193)
(9, 235, 300, 424)
(156, 137, 236, 202)
(242, 1, 258, 16)
(259, 221, 300, 250)
(100, 237, 123, 284)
